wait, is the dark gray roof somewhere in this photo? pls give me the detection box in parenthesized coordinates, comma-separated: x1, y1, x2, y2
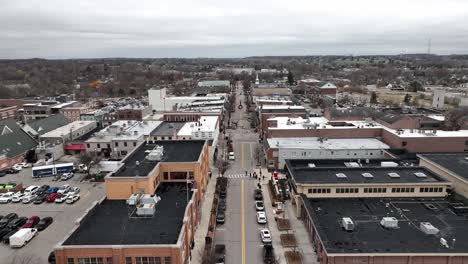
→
(303, 197, 468, 254)
(150, 122, 185, 136)
(378, 112, 405, 124)
(26, 114, 71, 136)
(0, 119, 37, 158)
(63, 182, 192, 245)
(286, 166, 445, 185)
(113, 140, 205, 177)
(419, 153, 468, 181)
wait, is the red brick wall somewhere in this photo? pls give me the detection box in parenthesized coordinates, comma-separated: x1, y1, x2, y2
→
(381, 129, 468, 152)
(267, 127, 382, 139)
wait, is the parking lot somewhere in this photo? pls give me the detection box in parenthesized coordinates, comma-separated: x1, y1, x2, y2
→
(0, 166, 106, 263)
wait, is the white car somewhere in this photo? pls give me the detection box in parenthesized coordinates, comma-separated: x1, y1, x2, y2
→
(17, 162, 30, 168)
(255, 201, 264, 211)
(24, 185, 40, 195)
(22, 194, 37, 204)
(228, 152, 235, 161)
(57, 184, 71, 195)
(0, 192, 15, 203)
(256, 211, 267, 224)
(65, 194, 80, 204)
(68, 187, 80, 195)
(12, 164, 23, 171)
(61, 172, 74, 181)
(260, 229, 272, 244)
(55, 193, 69, 203)
(11, 192, 25, 203)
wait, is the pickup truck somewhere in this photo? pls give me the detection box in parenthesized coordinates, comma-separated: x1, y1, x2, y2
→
(214, 244, 226, 264)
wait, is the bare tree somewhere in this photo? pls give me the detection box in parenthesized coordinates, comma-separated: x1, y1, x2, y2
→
(79, 152, 102, 176)
(215, 159, 231, 177)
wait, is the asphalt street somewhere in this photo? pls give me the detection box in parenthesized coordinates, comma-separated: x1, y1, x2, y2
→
(215, 84, 268, 264)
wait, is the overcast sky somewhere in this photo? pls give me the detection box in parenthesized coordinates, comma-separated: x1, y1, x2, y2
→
(1, 0, 468, 59)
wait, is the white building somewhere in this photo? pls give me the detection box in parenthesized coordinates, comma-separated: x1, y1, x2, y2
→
(177, 116, 219, 146)
(148, 88, 225, 112)
(267, 137, 390, 169)
(432, 89, 445, 109)
(39, 120, 97, 144)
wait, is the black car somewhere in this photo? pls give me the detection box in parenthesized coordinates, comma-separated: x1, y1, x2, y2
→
(33, 193, 48, 204)
(0, 228, 12, 239)
(36, 185, 50, 195)
(5, 168, 18, 174)
(36, 217, 53, 231)
(7, 217, 27, 229)
(218, 199, 226, 211)
(216, 211, 225, 224)
(0, 213, 18, 229)
(254, 189, 263, 201)
(219, 189, 227, 199)
(0, 170, 6, 177)
(2, 229, 18, 244)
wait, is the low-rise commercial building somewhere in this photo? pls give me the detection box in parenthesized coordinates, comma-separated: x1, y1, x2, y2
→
(116, 104, 151, 121)
(60, 106, 91, 121)
(39, 120, 97, 144)
(266, 137, 390, 170)
(258, 105, 307, 135)
(22, 114, 71, 138)
(0, 119, 37, 169)
(148, 87, 226, 112)
(0, 106, 17, 120)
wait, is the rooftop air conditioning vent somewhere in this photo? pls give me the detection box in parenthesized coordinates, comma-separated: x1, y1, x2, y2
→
(308, 163, 316, 168)
(420, 222, 439, 235)
(336, 173, 347, 179)
(414, 172, 427, 178)
(388, 172, 400, 178)
(341, 217, 354, 231)
(362, 173, 374, 178)
(380, 217, 398, 229)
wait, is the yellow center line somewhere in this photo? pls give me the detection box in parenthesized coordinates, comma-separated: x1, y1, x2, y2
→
(241, 179, 245, 264)
(241, 143, 245, 169)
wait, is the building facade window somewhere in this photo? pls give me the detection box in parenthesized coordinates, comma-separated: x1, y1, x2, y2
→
(420, 187, 443, 193)
(106, 257, 113, 264)
(67, 258, 75, 264)
(392, 187, 415, 193)
(125, 257, 132, 264)
(336, 188, 359, 194)
(133, 142, 137, 147)
(364, 187, 387, 193)
(124, 142, 128, 147)
(164, 257, 172, 264)
(86, 144, 90, 148)
(402, 141, 407, 147)
(135, 257, 162, 264)
(311, 188, 331, 194)
(77, 258, 104, 264)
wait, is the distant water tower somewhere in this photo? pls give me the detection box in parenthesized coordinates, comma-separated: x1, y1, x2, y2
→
(255, 73, 260, 85)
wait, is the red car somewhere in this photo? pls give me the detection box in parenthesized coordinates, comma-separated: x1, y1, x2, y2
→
(46, 192, 60, 203)
(23, 216, 40, 228)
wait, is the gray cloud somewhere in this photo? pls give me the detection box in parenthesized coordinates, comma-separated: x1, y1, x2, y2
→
(1, 0, 468, 58)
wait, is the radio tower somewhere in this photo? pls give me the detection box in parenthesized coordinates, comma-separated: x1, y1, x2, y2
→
(427, 38, 432, 54)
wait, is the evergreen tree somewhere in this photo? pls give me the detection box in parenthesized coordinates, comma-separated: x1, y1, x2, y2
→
(287, 70, 294, 85)
(370, 91, 378, 104)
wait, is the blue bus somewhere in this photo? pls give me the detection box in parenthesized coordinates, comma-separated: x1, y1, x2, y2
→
(32, 163, 74, 178)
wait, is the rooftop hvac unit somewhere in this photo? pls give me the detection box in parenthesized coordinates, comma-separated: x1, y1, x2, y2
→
(440, 238, 449, 248)
(146, 145, 164, 161)
(420, 222, 439, 235)
(127, 193, 141, 205)
(308, 163, 316, 168)
(362, 173, 374, 178)
(344, 162, 360, 168)
(341, 217, 355, 231)
(136, 203, 155, 216)
(414, 172, 427, 178)
(140, 194, 161, 204)
(388, 172, 400, 178)
(336, 173, 347, 179)
(380, 217, 398, 229)
(381, 161, 398, 167)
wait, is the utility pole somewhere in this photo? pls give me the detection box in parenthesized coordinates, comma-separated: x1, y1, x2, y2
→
(427, 38, 432, 54)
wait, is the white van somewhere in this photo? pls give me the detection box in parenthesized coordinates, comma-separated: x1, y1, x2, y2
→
(228, 152, 235, 161)
(10, 228, 38, 248)
(24, 186, 40, 195)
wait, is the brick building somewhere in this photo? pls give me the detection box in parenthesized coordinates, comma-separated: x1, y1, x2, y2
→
(60, 106, 91, 121)
(54, 140, 210, 264)
(116, 104, 151, 121)
(0, 119, 37, 169)
(0, 106, 17, 120)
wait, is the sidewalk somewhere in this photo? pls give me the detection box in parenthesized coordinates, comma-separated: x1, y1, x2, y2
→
(255, 168, 317, 264)
(191, 172, 217, 263)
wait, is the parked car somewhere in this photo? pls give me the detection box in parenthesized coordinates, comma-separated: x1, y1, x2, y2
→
(214, 244, 226, 264)
(256, 212, 267, 224)
(228, 152, 235, 161)
(54, 193, 69, 203)
(24, 185, 40, 195)
(254, 189, 263, 201)
(23, 216, 40, 228)
(0, 170, 6, 177)
(7, 217, 28, 229)
(47, 187, 59, 194)
(22, 194, 37, 204)
(17, 162, 29, 168)
(9, 228, 38, 247)
(0, 213, 18, 229)
(0, 228, 12, 240)
(61, 172, 74, 181)
(255, 201, 264, 211)
(33, 193, 48, 204)
(65, 194, 80, 204)
(0, 192, 15, 204)
(3, 229, 19, 244)
(219, 189, 227, 199)
(57, 184, 71, 195)
(218, 199, 226, 211)
(11, 192, 25, 203)
(46, 193, 60, 203)
(12, 165, 22, 171)
(36, 217, 53, 231)
(216, 211, 225, 224)
(260, 229, 272, 244)
(5, 168, 18, 174)
(263, 244, 275, 264)
(35, 185, 50, 195)
(68, 187, 80, 195)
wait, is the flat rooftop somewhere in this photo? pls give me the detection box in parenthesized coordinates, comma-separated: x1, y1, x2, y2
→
(113, 140, 205, 177)
(259, 105, 306, 112)
(150, 122, 186, 136)
(419, 153, 468, 180)
(287, 166, 446, 185)
(285, 158, 418, 169)
(303, 197, 468, 254)
(63, 182, 192, 246)
(40, 120, 96, 138)
(267, 137, 389, 150)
